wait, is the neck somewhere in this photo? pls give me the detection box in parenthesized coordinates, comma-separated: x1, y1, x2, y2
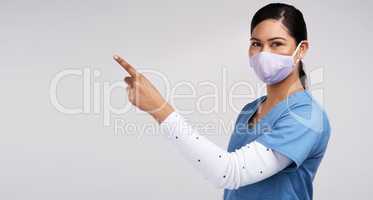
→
(265, 77, 304, 105)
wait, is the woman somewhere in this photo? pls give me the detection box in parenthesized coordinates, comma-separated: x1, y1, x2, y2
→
(113, 3, 331, 200)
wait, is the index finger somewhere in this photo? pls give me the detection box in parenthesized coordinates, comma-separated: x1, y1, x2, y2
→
(113, 54, 138, 77)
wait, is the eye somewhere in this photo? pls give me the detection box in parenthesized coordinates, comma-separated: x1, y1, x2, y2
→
(271, 42, 284, 48)
(250, 42, 262, 48)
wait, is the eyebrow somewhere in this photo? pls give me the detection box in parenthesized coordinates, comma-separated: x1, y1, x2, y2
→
(250, 37, 287, 42)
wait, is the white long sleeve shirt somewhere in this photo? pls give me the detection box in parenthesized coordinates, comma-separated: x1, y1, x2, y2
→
(159, 111, 292, 190)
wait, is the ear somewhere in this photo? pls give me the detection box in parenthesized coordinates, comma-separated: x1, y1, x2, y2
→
(298, 40, 309, 59)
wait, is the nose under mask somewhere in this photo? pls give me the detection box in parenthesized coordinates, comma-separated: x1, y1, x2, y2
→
(248, 42, 303, 85)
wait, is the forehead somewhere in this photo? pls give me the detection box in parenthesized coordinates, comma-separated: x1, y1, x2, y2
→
(251, 19, 292, 41)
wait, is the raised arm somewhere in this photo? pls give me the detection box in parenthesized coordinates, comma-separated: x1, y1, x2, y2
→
(113, 54, 291, 189)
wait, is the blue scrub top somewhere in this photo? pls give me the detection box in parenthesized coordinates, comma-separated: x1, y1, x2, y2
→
(224, 89, 331, 200)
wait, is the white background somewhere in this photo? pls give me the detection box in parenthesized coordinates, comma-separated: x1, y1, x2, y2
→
(0, 0, 372, 199)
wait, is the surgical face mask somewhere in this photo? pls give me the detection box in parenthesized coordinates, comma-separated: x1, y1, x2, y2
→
(248, 42, 303, 85)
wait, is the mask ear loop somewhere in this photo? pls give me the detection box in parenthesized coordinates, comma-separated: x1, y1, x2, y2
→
(292, 42, 304, 65)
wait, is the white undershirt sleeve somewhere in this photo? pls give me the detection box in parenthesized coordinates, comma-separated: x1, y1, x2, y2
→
(159, 111, 292, 190)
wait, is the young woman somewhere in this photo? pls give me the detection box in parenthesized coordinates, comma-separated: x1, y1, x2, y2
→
(113, 3, 331, 200)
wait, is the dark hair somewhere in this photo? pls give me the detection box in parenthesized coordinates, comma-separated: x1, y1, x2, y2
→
(250, 3, 308, 89)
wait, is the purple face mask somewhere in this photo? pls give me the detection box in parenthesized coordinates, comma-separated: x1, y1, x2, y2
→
(249, 42, 303, 85)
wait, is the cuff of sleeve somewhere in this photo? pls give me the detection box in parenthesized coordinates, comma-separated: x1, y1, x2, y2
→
(159, 111, 193, 139)
(160, 110, 179, 125)
(159, 111, 181, 139)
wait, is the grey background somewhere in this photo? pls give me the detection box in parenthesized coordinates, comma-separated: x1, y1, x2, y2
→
(1, 0, 372, 199)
